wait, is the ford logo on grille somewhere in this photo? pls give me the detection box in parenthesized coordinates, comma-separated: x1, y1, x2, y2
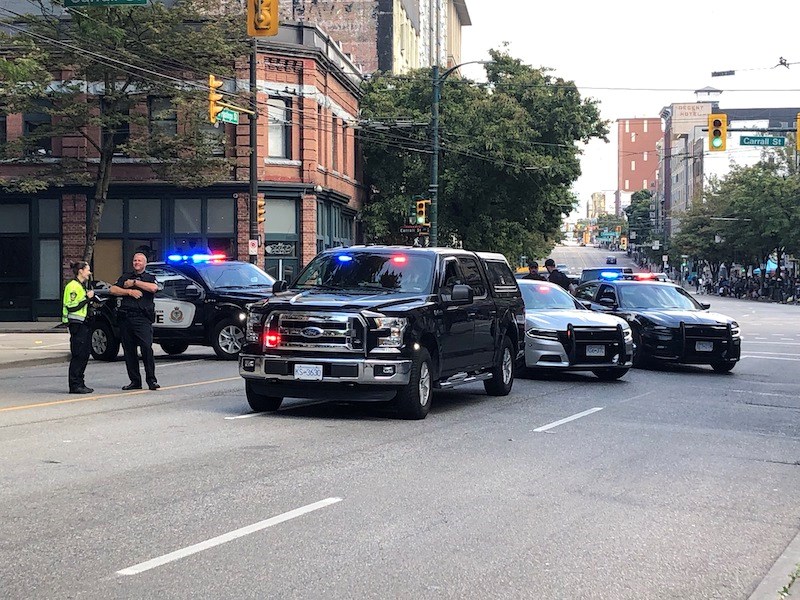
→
(301, 326, 325, 338)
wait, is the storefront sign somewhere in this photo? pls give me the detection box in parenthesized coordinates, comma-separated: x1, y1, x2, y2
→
(264, 242, 295, 256)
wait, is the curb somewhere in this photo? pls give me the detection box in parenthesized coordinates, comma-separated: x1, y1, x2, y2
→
(0, 355, 71, 371)
(748, 528, 800, 600)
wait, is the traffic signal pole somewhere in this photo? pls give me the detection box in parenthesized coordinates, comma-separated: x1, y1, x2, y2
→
(249, 37, 259, 265)
(429, 64, 440, 247)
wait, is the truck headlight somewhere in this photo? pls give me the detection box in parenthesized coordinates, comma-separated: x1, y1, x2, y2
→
(623, 328, 633, 341)
(730, 322, 741, 338)
(374, 317, 408, 348)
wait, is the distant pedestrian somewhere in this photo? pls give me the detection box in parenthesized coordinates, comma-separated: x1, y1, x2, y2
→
(109, 252, 160, 391)
(544, 258, 571, 291)
(524, 261, 543, 280)
(62, 261, 95, 394)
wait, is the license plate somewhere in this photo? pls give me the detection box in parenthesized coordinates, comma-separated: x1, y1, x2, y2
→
(294, 364, 323, 380)
(695, 341, 714, 352)
(586, 345, 605, 357)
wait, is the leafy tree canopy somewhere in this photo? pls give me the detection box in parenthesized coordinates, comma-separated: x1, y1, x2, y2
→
(0, 0, 246, 261)
(359, 48, 608, 262)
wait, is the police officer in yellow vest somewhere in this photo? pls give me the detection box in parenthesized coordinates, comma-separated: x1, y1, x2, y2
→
(62, 261, 95, 394)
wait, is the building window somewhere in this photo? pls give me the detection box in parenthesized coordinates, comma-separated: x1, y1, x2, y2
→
(101, 97, 130, 155)
(643, 120, 648, 133)
(342, 122, 348, 176)
(148, 97, 177, 136)
(643, 179, 648, 189)
(630, 160, 635, 171)
(23, 102, 52, 156)
(206, 198, 235, 234)
(624, 120, 629, 133)
(332, 116, 339, 172)
(624, 179, 629, 189)
(317, 105, 325, 168)
(129, 198, 161, 233)
(199, 120, 225, 156)
(268, 98, 291, 158)
(643, 151, 648, 161)
(631, 132, 636, 142)
(174, 198, 202, 233)
(264, 198, 296, 234)
(99, 198, 124, 234)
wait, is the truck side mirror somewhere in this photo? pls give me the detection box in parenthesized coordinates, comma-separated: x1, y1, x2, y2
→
(272, 280, 288, 293)
(450, 284, 474, 304)
(184, 284, 202, 300)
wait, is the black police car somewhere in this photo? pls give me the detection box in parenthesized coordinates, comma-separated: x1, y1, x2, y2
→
(574, 274, 741, 372)
(90, 254, 275, 361)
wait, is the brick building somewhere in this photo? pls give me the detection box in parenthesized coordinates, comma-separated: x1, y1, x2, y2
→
(284, 0, 471, 74)
(615, 117, 663, 215)
(0, 22, 365, 321)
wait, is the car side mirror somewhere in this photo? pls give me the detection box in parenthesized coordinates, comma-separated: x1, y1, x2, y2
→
(450, 284, 474, 304)
(579, 300, 593, 310)
(700, 302, 711, 310)
(272, 280, 288, 293)
(184, 284, 202, 300)
(598, 297, 617, 308)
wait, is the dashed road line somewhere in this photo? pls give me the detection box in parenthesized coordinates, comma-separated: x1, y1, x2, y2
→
(533, 407, 604, 433)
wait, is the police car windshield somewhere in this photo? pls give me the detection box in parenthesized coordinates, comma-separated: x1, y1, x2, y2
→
(294, 252, 434, 293)
(194, 262, 275, 290)
(520, 282, 577, 310)
(619, 284, 702, 310)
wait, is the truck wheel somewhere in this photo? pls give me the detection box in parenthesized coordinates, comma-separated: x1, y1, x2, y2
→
(245, 380, 283, 412)
(484, 335, 515, 396)
(592, 367, 629, 381)
(160, 341, 189, 355)
(395, 348, 433, 420)
(632, 329, 649, 368)
(90, 321, 120, 361)
(211, 319, 244, 360)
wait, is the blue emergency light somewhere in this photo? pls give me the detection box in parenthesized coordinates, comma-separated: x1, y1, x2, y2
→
(599, 271, 621, 280)
(167, 253, 226, 263)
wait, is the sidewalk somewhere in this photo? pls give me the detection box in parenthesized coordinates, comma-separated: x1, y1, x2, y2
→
(0, 321, 72, 369)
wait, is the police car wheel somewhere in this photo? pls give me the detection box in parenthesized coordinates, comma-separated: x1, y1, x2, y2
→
(90, 321, 120, 361)
(160, 341, 189, 355)
(211, 319, 245, 360)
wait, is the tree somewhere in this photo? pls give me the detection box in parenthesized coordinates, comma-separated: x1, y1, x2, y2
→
(0, 0, 246, 262)
(359, 48, 608, 261)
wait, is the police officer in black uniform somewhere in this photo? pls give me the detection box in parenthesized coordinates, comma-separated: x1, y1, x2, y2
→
(110, 252, 160, 391)
(544, 258, 571, 291)
(523, 261, 544, 280)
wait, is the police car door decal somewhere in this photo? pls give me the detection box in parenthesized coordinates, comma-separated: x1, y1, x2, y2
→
(154, 298, 196, 329)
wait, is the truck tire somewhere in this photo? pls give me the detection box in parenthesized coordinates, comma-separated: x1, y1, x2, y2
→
(395, 347, 433, 420)
(246, 380, 283, 412)
(710, 361, 736, 373)
(90, 321, 120, 361)
(160, 341, 189, 355)
(211, 318, 244, 360)
(484, 335, 515, 396)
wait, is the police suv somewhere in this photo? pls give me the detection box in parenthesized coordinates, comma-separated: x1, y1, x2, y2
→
(90, 253, 275, 361)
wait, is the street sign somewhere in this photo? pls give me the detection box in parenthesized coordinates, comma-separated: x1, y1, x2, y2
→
(65, 0, 146, 5)
(400, 224, 429, 235)
(652, 241, 660, 250)
(739, 135, 785, 147)
(629, 231, 637, 239)
(662, 254, 669, 263)
(216, 108, 239, 125)
(248, 239, 258, 256)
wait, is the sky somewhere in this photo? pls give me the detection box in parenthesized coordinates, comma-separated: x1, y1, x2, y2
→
(459, 0, 800, 220)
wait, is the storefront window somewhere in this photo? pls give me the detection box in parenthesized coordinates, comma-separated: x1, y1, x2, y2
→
(174, 198, 201, 233)
(129, 198, 161, 233)
(207, 198, 234, 234)
(0, 204, 29, 233)
(99, 199, 123, 234)
(264, 198, 296, 234)
(38, 198, 60, 234)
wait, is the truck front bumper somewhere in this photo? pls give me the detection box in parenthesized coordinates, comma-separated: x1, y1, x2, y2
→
(239, 353, 413, 386)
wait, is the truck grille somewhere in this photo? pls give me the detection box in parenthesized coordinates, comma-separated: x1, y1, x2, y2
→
(683, 324, 729, 340)
(270, 312, 366, 353)
(559, 325, 625, 364)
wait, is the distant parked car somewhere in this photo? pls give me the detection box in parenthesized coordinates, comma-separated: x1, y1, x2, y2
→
(606, 256, 617, 264)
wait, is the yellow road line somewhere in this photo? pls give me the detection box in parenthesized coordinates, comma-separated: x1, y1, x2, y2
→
(0, 377, 240, 413)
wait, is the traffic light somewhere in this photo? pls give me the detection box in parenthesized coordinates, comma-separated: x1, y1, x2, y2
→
(708, 113, 727, 152)
(247, 0, 279, 37)
(208, 74, 224, 124)
(796, 113, 800, 141)
(415, 199, 430, 225)
(257, 197, 266, 224)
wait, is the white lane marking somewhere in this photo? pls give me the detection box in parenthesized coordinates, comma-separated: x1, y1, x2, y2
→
(116, 497, 342, 576)
(744, 341, 800, 346)
(780, 338, 794, 342)
(730, 390, 795, 398)
(533, 407, 604, 433)
(742, 351, 800, 356)
(159, 359, 205, 368)
(615, 391, 654, 405)
(741, 355, 800, 361)
(224, 413, 260, 420)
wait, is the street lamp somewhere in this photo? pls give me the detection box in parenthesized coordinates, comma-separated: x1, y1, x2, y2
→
(429, 60, 488, 247)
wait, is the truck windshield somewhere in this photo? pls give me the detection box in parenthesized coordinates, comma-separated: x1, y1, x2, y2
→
(294, 252, 434, 294)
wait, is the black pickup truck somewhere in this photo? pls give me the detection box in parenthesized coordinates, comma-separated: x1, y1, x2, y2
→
(239, 246, 525, 419)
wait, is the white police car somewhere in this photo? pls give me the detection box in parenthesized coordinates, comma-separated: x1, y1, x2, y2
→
(90, 253, 275, 361)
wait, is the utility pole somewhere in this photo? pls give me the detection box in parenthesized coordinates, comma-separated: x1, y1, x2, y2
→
(429, 64, 440, 247)
(249, 37, 259, 265)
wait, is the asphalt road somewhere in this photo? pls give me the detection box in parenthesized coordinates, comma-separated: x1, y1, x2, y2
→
(1, 250, 799, 599)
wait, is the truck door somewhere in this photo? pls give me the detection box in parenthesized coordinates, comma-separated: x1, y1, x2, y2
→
(437, 257, 474, 375)
(457, 255, 495, 368)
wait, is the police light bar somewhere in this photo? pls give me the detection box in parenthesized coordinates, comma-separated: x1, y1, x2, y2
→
(599, 271, 621, 280)
(634, 273, 657, 280)
(336, 255, 353, 262)
(167, 253, 227, 263)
